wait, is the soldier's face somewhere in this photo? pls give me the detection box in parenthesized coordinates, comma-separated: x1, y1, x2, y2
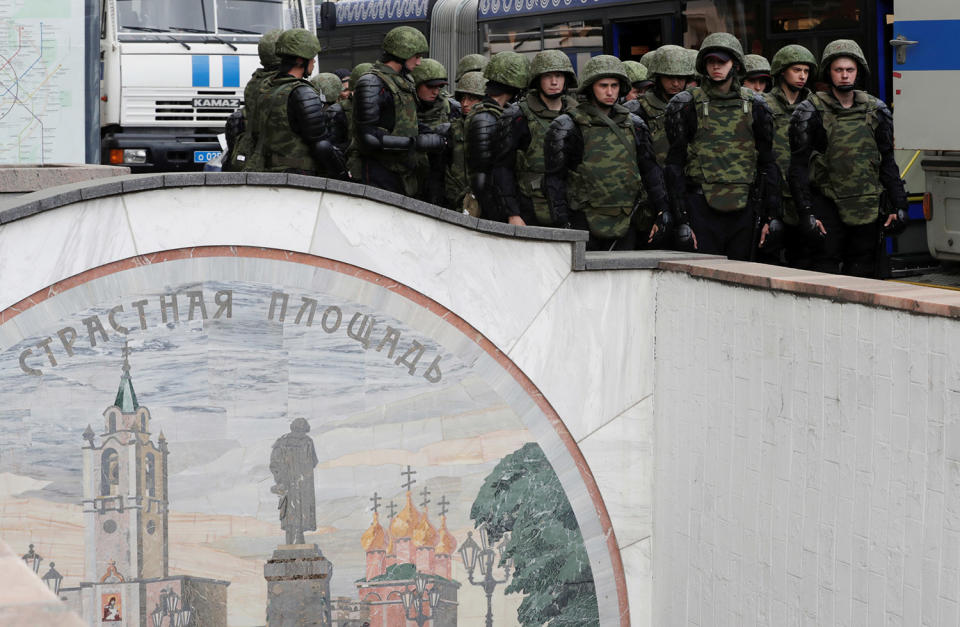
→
(625, 86, 640, 101)
(743, 76, 769, 93)
(783, 64, 809, 90)
(459, 94, 481, 114)
(830, 58, 858, 88)
(659, 76, 686, 96)
(539, 72, 566, 97)
(592, 78, 620, 107)
(340, 78, 350, 100)
(404, 54, 423, 73)
(417, 83, 441, 102)
(705, 58, 734, 82)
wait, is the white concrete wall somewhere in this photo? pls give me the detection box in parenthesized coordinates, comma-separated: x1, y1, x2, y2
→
(652, 270, 956, 627)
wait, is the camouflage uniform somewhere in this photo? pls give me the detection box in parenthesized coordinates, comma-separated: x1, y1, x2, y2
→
(455, 54, 488, 82)
(466, 51, 530, 220)
(664, 33, 781, 260)
(411, 58, 460, 205)
(445, 72, 486, 212)
(225, 29, 282, 171)
(788, 39, 907, 277)
(543, 55, 669, 250)
(342, 62, 372, 178)
(353, 27, 445, 195)
(494, 50, 579, 225)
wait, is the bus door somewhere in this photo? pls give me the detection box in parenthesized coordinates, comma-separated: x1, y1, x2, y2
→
(611, 14, 675, 61)
(892, 0, 960, 261)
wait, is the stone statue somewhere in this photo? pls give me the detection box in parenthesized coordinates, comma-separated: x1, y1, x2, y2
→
(269, 417, 318, 544)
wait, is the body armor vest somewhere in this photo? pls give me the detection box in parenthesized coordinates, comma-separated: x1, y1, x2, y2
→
(810, 90, 883, 225)
(568, 104, 642, 239)
(256, 74, 317, 174)
(516, 93, 576, 224)
(444, 116, 470, 210)
(638, 91, 669, 166)
(685, 85, 758, 212)
(366, 63, 419, 177)
(766, 86, 810, 225)
(241, 69, 278, 172)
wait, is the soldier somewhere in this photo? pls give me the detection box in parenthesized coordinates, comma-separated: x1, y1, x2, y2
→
(253, 29, 347, 178)
(411, 58, 460, 205)
(332, 68, 351, 101)
(353, 26, 446, 195)
(455, 53, 488, 82)
(623, 60, 653, 104)
(788, 39, 908, 277)
(635, 45, 693, 167)
(493, 50, 579, 226)
(308, 72, 351, 178)
(465, 51, 530, 222)
(743, 54, 773, 93)
(685, 48, 701, 88)
(311, 72, 343, 105)
(224, 29, 282, 171)
(444, 71, 487, 213)
(766, 44, 818, 267)
(340, 62, 372, 177)
(543, 55, 669, 250)
(664, 33, 781, 260)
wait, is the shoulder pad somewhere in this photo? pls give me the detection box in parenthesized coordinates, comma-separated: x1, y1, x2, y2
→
(327, 102, 343, 114)
(629, 112, 649, 133)
(750, 90, 773, 115)
(623, 99, 642, 115)
(448, 98, 462, 118)
(875, 99, 893, 124)
(793, 98, 817, 121)
(551, 112, 576, 133)
(354, 73, 383, 91)
(500, 102, 523, 122)
(665, 89, 695, 115)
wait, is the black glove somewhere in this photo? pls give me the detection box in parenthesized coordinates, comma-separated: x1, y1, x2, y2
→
(649, 211, 672, 247)
(800, 210, 825, 243)
(883, 207, 909, 236)
(761, 218, 785, 250)
(415, 133, 447, 153)
(674, 222, 696, 251)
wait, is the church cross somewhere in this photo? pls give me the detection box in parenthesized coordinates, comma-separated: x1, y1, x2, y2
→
(438, 495, 451, 517)
(370, 492, 382, 514)
(387, 501, 397, 518)
(401, 465, 417, 491)
(419, 485, 431, 509)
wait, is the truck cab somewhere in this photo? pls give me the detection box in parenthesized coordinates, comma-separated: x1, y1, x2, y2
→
(100, 0, 314, 171)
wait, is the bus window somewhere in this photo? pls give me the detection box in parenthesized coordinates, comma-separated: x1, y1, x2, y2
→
(611, 19, 663, 61)
(769, 0, 862, 33)
(683, 0, 761, 50)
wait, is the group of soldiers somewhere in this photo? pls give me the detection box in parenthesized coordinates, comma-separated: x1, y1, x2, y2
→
(224, 26, 908, 278)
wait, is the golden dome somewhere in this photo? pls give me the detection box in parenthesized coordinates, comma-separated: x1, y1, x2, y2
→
(413, 507, 438, 548)
(435, 515, 457, 555)
(361, 512, 388, 552)
(387, 534, 396, 555)
(389, 491, 420, 539)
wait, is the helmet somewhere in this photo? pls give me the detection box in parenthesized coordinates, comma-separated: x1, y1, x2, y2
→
(684, 48, 699, 74)
(744, 54, 771, 77)
(258, 29, 283, 69)
(528, 49, 578, 89)
(770, 44, 818, 77)
(456, 54, 488, 81)
(695, 32, 746, 76)
(639, 49, 657, 70)
(652, 45, 693, 77)
(576, 55, 629, 96)
(382, 26, 429, 60)
(310, 72, 342, 103)
(275, 29, 322, 60)
(411, 58, 449, 87)
(349, 62, 373, 90)
(482, 51, 530, 90)
(623, 60, 649, 86)
(820, 39, 869, 80)
(455, 71, 487, 97)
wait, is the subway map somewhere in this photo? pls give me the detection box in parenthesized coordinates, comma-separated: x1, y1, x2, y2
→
(0, 0, 85, 164)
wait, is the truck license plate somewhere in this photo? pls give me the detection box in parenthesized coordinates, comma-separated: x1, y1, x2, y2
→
(194, 150, 222, 163)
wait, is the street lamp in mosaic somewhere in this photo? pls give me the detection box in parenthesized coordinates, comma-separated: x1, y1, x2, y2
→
(401, 572, 440, 627)
(41, 562, 63, 597)
(22, 544, 42, 574)
(458, 524, 512, 627)
(152, 588, 194, 627)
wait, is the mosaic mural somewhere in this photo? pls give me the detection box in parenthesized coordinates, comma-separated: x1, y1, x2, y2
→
(0, 253, 599, 627)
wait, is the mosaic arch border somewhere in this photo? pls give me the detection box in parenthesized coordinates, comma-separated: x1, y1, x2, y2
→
(0, 244, 630, 626)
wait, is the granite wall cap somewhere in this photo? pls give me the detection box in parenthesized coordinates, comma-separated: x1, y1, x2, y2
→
(584, 250, 724, 270)
(476, 219, 517, 237)
(163, 172, 206, 187)
(121, 174, 165, 194)
(323, 178, 366, 196)
(514, 224, 589, 242)
(286, 173, 327, 190)
(438, 207, 479, 229)
(362, 184, 405, 205)
(0, 163, 129, 193)
(205, 171, 248, 186)
(246, 172, 289, 186)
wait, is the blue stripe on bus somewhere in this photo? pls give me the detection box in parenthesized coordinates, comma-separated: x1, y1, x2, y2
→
(192, 55, 210, 87)
(222, 56, 240, 87)
(894, 20, 960, 71)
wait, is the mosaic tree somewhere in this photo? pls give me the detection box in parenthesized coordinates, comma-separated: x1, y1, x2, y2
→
(469, 442, 599, 626)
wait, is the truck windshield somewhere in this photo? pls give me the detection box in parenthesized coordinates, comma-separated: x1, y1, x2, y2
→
(217, 0, 294, 34)
(118, 0, 215, 33)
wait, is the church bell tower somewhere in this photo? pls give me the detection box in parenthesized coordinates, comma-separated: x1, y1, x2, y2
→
(81, 347, 169, 583)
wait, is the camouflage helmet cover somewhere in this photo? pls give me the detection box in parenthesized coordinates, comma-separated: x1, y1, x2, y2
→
(744, 54, 771, 77)
(639, 49, 657, 70)
(258, 29, 283, 69)
(275, 28, 322, 60)
(455, 71, 487, 97)
(482, 51, 530, 90)
(410, 58, 448, 86)
(695, 32, 746, 76)
(455, 54, 488, 81)
(770, 44, 818, 77)
(684, 48, 699, 74)
(528, 49, 578, 89)
(623, 60, 650, 86)
(820, 39, 869, 79)
(349, 62, 373, 90)
(576, 54, 629, 96)
(382, 25, 429, 60)
(652, 45, 694, 77)
(310, 72, 343, 103)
